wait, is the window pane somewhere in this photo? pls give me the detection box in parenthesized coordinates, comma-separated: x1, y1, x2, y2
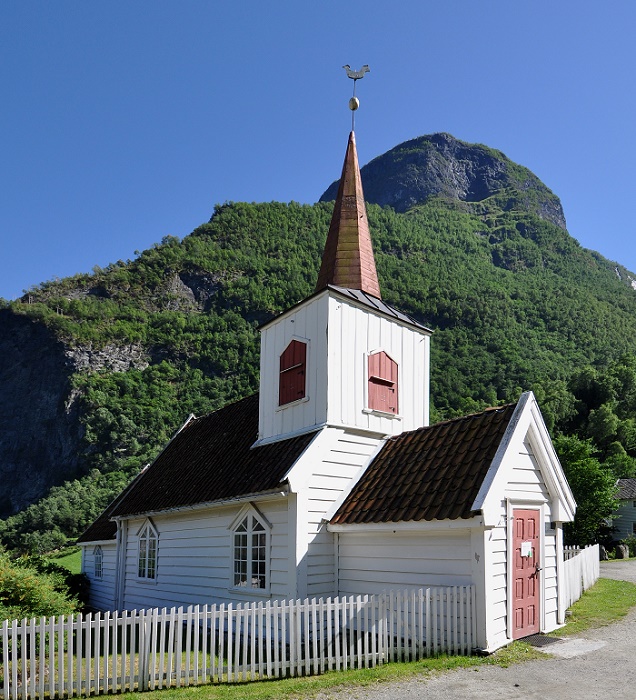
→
(234, 531, 248, 586)
(138, 538, 147, 578)
(147, 539, 157, 579)
(233, 514, 268, 589)
(94, 547, 103, 579)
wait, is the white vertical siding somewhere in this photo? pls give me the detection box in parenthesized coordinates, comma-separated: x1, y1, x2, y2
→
(258, 294, 329, 442)
(336, 530, 473, 596)
(258, 290, 430, 444)
(327, 296, 430, 436)
(120, 498, 290, 611)
(82, 543, 117, 611)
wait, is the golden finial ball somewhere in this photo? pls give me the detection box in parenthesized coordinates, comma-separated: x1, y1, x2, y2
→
(349, 97, 360, 111)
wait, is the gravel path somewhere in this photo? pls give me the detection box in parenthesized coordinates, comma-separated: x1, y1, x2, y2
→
(324, 561, 636, 700)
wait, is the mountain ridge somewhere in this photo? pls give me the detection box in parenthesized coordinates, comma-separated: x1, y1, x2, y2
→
(320, 132, 567, 230)
(0, 133, 635, 548)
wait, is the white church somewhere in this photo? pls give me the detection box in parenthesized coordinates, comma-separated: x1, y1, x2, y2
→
(78, 128, 576, 653)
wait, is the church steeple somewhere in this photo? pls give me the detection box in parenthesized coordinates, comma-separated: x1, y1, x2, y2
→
(257, 66, 430, 445)
(315, 131, 382, 299)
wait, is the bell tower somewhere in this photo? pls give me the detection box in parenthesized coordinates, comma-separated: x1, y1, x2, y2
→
(256, 71, 431, 445)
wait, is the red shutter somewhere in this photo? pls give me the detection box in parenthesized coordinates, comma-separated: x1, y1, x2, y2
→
(368, 352, 398, 414)
(279, 340, 307, 406)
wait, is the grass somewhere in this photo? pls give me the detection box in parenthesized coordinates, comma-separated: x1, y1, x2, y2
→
(117, 576, 636, 700)
(46, 546, 82, 574)
(118, 646, 544, 700)
(551, 577, 636, 636)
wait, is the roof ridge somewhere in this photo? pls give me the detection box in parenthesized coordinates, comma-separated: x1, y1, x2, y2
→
(189, 392, 259, 424)
(386, 402, 516, 441)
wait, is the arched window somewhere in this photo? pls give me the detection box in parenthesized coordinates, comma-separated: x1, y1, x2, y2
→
(137, 520, 158, 580)
(93, 545, 103, 579)
(368, 351, 398, 414)
(279, 340, 307, 406)
(231, 509, 269, 589)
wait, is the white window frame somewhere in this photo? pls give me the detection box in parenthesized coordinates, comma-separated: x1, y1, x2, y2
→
(93, 545, 103, 580)
(137, 519, 158, 581)
(228, 504, 271, 593)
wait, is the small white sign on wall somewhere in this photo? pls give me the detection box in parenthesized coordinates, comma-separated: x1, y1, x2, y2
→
(521, 541, 533, 557)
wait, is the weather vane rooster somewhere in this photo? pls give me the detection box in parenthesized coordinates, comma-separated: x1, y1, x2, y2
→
(342, 64, 370, 130)
(343, 64, 370, 81)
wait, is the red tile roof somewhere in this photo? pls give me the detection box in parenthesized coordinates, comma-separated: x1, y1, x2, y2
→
(330, 402, 517, 525)
(315, 131, 382, 298)
(78, 394, 316, 540)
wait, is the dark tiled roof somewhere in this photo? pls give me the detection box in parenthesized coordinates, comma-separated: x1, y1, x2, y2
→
(331, 402, 517, 525)
(82, 394, 315, 527)
(328, 286, 432, 333)
(77, 471, 145, 543)
(616, 478, 636, 500)
(77, 513, 117, 543)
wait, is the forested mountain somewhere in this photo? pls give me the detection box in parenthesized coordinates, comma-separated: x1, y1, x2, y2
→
(1, 133, 636, 549)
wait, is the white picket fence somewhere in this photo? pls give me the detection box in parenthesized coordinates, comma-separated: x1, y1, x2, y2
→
(1, 586, 476, 699)
(562, 545, 582, 561)
(561, 544, 600, 609)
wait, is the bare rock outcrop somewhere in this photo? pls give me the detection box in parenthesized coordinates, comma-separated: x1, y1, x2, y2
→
(320, 132, 567, 230)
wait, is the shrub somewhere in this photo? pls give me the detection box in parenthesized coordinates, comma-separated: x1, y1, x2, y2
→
(0, 553, 79, 621)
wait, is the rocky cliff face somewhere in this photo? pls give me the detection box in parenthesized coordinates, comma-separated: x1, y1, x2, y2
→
(0, 310, 82, 517)
(320, 133, 567, 230)
(0, 309, 151, 518)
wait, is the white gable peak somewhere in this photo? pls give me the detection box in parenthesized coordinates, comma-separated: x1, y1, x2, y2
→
(472, 391, 576, 527)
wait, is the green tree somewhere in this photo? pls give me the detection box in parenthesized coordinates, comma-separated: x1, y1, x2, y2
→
(554, 435, 618, 545)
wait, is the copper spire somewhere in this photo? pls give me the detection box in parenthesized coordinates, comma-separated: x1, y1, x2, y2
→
(315, 131, 382, 298)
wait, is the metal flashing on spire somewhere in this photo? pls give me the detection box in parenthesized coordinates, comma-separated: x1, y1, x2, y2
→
(315, 128, 382, 299)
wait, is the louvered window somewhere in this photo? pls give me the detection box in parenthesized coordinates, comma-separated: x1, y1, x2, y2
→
(368, 351, 398, 414)
(279, 340, 307, 406)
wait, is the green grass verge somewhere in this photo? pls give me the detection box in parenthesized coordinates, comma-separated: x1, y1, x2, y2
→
(46, 546, 82, 574)
(119, 646, 542, 700)
(118, 576, 636, 700)
(555, 577, 636, 636)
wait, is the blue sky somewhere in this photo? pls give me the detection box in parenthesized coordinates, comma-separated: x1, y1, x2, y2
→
(1, 1, 635, 300)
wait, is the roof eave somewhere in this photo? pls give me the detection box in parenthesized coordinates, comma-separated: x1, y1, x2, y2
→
(259, 285, 432, 335)
(328, 514, 484, 533)
(111, 485, 290, 522)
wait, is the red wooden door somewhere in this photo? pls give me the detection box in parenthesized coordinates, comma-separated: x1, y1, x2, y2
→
(512, 509, 540, 639)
